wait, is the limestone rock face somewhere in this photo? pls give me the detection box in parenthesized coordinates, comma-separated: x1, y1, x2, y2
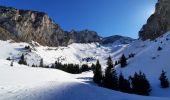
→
(0, 6, 100, 46)
(139, 0, 170, 40)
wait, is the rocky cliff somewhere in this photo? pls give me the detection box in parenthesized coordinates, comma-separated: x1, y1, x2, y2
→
(139, 0, 170, 40)
(102, 35, 134, 44)
(0, 6, 100, 46)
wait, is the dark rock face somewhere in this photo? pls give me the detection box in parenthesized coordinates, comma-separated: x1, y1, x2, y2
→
(0, 6, 100, 46)
(67, 30, 101, 44)
(139, 0, 170, 40)
(102, 35, 134, 44)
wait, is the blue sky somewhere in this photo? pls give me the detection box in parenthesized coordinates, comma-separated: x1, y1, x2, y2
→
(0, 0, 157, 38)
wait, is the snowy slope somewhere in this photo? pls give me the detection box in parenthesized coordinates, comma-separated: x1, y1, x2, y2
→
(0, 40, 131, 68)
(1, 32, 170, 99)
(0, 59, 169, 100)
(116, 31, 170, 97)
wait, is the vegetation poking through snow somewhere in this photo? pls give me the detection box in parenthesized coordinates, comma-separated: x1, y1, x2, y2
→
(157, 47, 163, 51)
(18, 54, 27, 65)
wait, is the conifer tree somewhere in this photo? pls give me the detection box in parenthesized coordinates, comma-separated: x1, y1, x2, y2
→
(130, 71, 151, 96)
(120, 54, 127, 68)
(107, 56, 114, 69)
(159, 70, 169, 88)
(103, 56, 118, 90)
(93, 60, 103, 85)
(114, 61, 118, 66)
(10, 61, 13, 66)
(39, 59, 44, 67)
(32, 64, 35, 67)
(21, 54, 24, 61)
(118, 72, 131, 93)
(91, 63, 96, 71)
(18, 54, 27, 65)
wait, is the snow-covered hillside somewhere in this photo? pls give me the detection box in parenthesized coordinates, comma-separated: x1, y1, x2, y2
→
(116, 32, 170, 97)
(2, 32, 170, 99)
(0, 40, 131, 68)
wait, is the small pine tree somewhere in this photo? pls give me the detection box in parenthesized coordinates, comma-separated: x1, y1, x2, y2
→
(39, 59, 44, 67)
(21, 54, 24, 61)
(157, 47, 162, 51)
(10, 61, 13, 66)
(18, 54, 27, 65)
(114, 61, 118, 66)
(103, 56, 118, 90)
(32, 64, 35, 67)
(91, 63, 96, 71)
(107, 56, 114, 68)
(120, 54, 127, 68)
(93, 60, 103, 85)
(118, 72, 131, 93)
(159, 70, 169, 88)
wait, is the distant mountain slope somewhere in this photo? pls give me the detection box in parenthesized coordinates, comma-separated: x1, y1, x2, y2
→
(102, 35, 134, 44)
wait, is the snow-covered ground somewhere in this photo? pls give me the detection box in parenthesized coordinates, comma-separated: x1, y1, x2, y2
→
(116, 32, 170, 97)
(0, 60, 169, 100)
(0, 40, 130, 68)
(1, 32, 170, 99)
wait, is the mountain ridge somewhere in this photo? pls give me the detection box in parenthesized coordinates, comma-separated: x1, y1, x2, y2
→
(0, 6, 133, 46)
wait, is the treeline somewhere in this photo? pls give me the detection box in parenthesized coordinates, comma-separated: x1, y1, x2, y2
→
(51, 61, 91, 74)
(93, 56, 169, 96)
(15, 54, 91, 74)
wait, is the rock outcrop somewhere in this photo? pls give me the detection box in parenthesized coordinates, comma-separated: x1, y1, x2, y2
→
(0, 6, 100, 46)
(102, 35, 134, 44)
(139, 0, 170, 40)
